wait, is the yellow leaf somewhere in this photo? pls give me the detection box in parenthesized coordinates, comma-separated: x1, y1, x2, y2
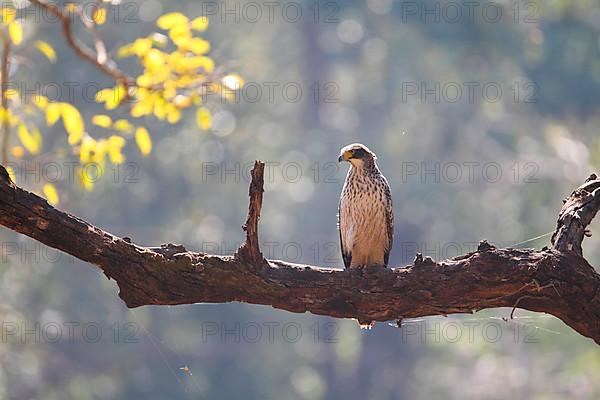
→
(190, 16, 209, 31)
(132, 38, 152, 57)
(187, 38, 210, 55)
(175, 57, 214, 75)
(169, 25, 192, 47)
(11, 146, 24, 158)
(113, 119, 133, 133)
(96, 85, 127, 110)
(196, 107, 211, 130)
(136, 73, 152, 88)
(46, 103, 61, 125)
(107, 135, 126, 164)
(92, 7, 106, 25)
(135, 87, 150, 100)
(175, 75, 195, 88)
(92, 138, 107, 164)
(0, 108, 17, 127)
(92, 114, 112, 128)
(157, 12, 189, 30)
(191, 93, 202, 106)
(1, 6, 16, 24)
(109, 135, 126, 148)
(131, 101, 152, 117)
(106, 85, 127, 110)
(163, 85, 176, 99)
(0, 106, 16, 126)
(17, 124, 41, 154)
(34, 95, 48, 110)
(172, 95, 191, 108)
(34, 40, 56, 62)
(43, 183, 59, 205)
(185, 56, 214, 73)
(77, 166, 95, 191)
(7, 111, 19, 126)
(17, 124, 31, 149)
(79, 136, 96, 163)
(198, 56, 214, 73)
(60, 103, 84, 145)
(150, 32, 168, 47)
(8, 22, 22, 45)
(135, 127, 152, 156)
(155, 70, 170, 84)
(95, 87, 113, 103)
(6, 166, 15, 183)
(172, 58, 190, 74)
(153, 97, 167, 120)
(166, 106, 181, 124)
(222, 74, 244, 90)
(168, 50, 184, 66)
(117, 43, 134, 58)
(31, 126, 43, 152)
(143, 49, 165, 72)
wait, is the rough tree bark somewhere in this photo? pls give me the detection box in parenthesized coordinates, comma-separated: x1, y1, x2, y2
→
(0, 163, 599, 344)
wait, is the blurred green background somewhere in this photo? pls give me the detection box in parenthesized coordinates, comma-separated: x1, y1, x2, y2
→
(2, 0, 600, 398)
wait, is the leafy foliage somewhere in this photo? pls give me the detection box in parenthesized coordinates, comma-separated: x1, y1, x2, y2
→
(0, 5, 242, 202)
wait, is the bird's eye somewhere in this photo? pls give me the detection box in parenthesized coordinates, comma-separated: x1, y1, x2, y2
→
(353, 148, 366, 158)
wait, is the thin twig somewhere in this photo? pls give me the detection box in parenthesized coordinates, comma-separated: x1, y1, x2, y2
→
(28, 0, 133, 91)
(80, 0, 108, 65)
(510, 295, 536, 319)
(507, 281, 560, 319)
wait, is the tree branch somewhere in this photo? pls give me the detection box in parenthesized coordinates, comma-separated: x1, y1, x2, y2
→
(0, 164, 599, 344)
(235, 160, 265, 267)
(551, 173, 600, 255)
(28, 0, 134, 90)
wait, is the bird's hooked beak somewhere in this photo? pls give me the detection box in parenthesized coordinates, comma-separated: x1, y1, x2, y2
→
(338, 151, 351, 162)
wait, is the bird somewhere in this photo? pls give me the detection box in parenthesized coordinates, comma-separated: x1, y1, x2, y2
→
(337, 143, 394, 269)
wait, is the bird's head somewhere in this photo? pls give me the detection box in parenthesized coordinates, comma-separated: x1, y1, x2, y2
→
(338, 143, 377, 168)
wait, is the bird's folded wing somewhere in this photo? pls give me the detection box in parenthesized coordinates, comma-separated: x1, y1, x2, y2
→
(338, 199, 352, 268)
